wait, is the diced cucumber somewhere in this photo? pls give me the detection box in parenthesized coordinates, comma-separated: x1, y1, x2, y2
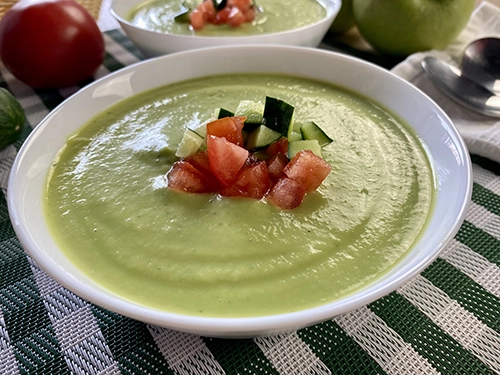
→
(174, 0, 197, 22)
(288, 131, 303, 142)
(288, 139, 322, 159)
(174, 9, 190, 23)
(246, 125, 282, 150)
(234, 100, 264, 124)
(215, 107, 234, 119)
(212, 0, 227, 10)
(175, 128, 204, 158)
(262, 96, 294, 137)
(300, 121, 333, 146)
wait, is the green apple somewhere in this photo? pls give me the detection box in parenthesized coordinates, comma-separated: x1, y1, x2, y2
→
(329, 0, 354, 34)
(352, 0, 476, 56)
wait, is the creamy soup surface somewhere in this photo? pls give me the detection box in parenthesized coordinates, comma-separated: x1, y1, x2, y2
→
(127, 0, 327, 36)
(44, 74, 435, 317)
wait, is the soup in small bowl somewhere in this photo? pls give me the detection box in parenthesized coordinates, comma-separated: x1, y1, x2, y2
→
(110, 0, 340, 57)
(8, 46, 472, 338)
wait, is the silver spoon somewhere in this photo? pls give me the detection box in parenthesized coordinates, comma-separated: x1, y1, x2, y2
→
(421, 38, 500, 118)
(462, 37, 500, 95)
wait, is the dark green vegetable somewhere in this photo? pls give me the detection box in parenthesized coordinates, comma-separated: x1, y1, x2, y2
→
(0, 87, 25, 149)
(217, 107, 234, 119)
(262, 96, 294, 137)
(300, 121, 333, 146)
(212, 0, 227, 10)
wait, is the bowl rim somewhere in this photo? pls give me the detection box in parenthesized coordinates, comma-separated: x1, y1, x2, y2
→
(7, 45, 473, 338)
(109, 0, 340, 41)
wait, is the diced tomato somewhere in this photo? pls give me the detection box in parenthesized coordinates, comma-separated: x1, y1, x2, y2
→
(243, 153, 261, 168)
(283, 150, 331, 193)
(166, 160, 214, 193)
(198, 0, 217, 22)
(266, 152, 288, 183)
(268, 177, 306, 210)
(214, 7, 231, 24)
(185, 150, 221, 191)
(227, 6, 246, 27)
(206, 116, 246, 146)
(228, 0, 253, 11)
(189, 9, 205, 30)
(265, 137, 288, 158)
(207, 135, 249, 186)
(243, 7, 256, 22)
(221, 161, 270, 199)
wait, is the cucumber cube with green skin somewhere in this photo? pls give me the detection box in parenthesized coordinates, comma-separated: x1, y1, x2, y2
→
(215, 107, 234, 119)
(288, 139, 322, 159)
(288, 131, 303, 142)
(262, 96, 294, 137)
(234, 100, 264, 124)
(176, 128, 204, 158)
(300, 121, 333, 146)
(174, 9, 190, 23)
(246, 125, 282, 150)
(212, 0, 227, 10)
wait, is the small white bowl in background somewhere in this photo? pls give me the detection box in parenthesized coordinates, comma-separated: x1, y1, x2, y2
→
(110, 0, 341, 57)
(8, 46, 472, 338)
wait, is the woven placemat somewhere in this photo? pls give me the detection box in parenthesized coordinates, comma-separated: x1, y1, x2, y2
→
(0, 29, 499, 375)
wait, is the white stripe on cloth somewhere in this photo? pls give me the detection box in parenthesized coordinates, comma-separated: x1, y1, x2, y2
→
(335, 306, 440, 375)
(255, 332, 331, 375)
(0, 309, 21, 375)
(30, 258, 121, 375)
(147, 325, 226, 375)
(398, 275, 500, 373)
(102, 33, 142, 69)
(440, 239, 500, 298)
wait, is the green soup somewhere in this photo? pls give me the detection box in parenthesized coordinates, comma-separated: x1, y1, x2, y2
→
(128, 0, 327, 36)
(44, 74, 435, 317)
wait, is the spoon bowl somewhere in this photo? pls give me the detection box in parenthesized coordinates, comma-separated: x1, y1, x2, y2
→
(462, 37, 500, 95)
(422, 37, 500, 118)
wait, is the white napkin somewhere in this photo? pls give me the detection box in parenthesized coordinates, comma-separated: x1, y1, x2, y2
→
(391, 1, 500, 163)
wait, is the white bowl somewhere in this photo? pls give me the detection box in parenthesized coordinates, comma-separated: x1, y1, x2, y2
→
(110, 0, 341, 57)
(8, 46, 472, 338)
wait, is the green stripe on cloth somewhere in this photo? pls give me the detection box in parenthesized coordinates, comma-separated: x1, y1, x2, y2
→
(298, 320, 386, 374)
(471, 154, 500, 175)
(92, 306, 173, 373)
(422, 258, 500, 332)
(472, 183, 500, 216)
(106, 29, 145, 60)
(370, 293, 496, 375)
(13, 326, 68, 375)
(455, 221, 500, 266)
(203, 337, 279, 375)
(102, 51, 128, 74)
(33, 88, 66, 112)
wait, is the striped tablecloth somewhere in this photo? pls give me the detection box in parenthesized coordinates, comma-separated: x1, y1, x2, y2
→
(1, 29, 499, 375)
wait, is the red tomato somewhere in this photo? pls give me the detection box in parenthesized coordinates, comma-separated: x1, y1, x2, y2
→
(0, 0, 105, 88)
(221, 161, 270, 199)
(227, 7, 246, 27)
(207, 135, 248, 187)
(284, 150, 332, 193)
(265, 137, 288, 158)
(266, 152, 288, 182)
(206, 116, 246, 146)
(268, 177, 306, 210)
(185, 150, 221, 191)
(167, 160, 214, 193)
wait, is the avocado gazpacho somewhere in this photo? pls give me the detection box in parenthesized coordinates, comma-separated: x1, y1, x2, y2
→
(44, 74, 436, 317)
(127, 0, 327, 36)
